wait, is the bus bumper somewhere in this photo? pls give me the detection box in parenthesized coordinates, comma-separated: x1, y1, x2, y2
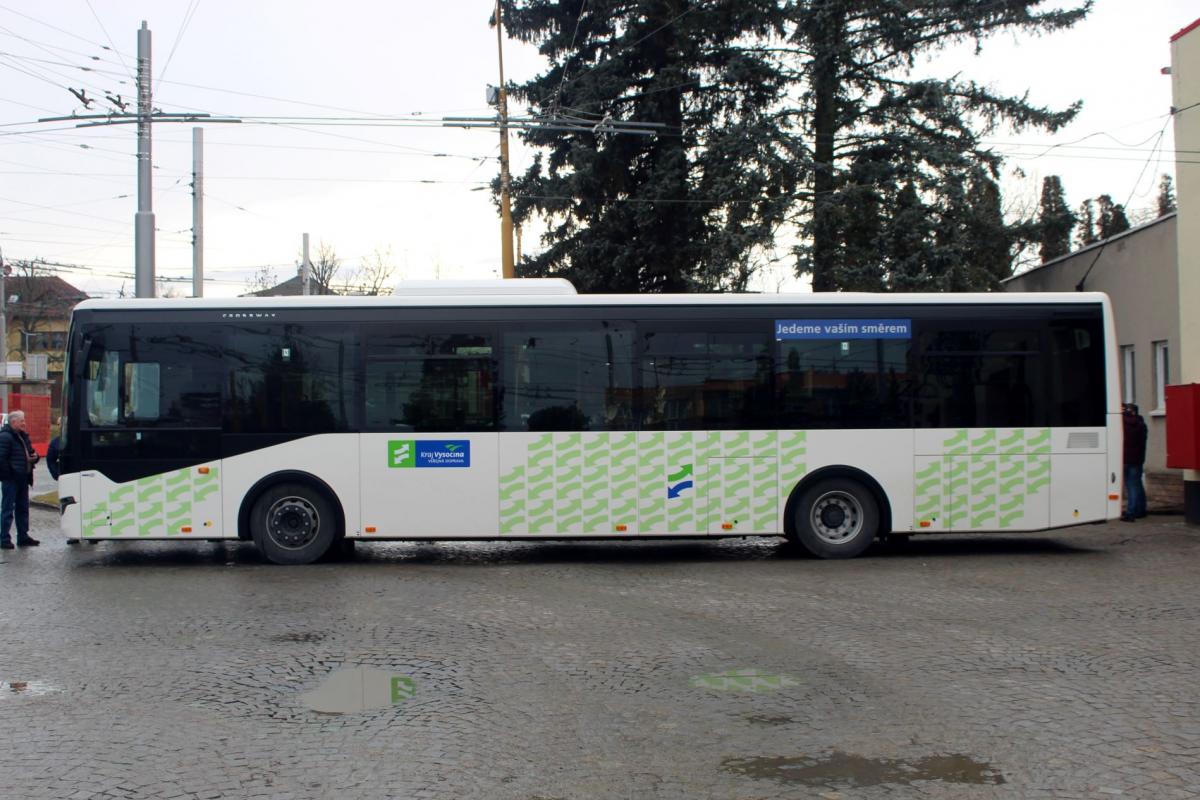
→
(59, 472, 83, 539)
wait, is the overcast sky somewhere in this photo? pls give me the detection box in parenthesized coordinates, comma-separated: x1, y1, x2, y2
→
(0, 0, 1195, 298)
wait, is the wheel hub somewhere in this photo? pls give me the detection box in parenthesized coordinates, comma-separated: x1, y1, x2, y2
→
(810, 491, 864, 545)
(266, 497, 320, 550)
(820, 504, 846, 528)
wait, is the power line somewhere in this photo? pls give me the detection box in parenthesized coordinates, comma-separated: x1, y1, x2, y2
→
(0, 3, 132, 59)
(158, 0, 202, 88)
(1075, 116, 1172, 292)
(549, 0, 589, 114)
(0, 192, 129, 212)
(0, 24, 126, 69)
(82, 0, 132, 81)
(0, 94, 59, 114)
(0, 50, 123, 106)
(534, 2, 703, 110)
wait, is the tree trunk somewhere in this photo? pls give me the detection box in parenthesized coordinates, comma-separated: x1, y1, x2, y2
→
(809, 6, 843, 292)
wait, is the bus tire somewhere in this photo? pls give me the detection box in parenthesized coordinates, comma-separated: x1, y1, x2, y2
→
(789, 477, 879, 559)
(249, 482, 338, 565)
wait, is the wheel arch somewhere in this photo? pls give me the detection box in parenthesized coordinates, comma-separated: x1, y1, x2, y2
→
(237, 470, 346, 541)
(783, 465, 893, 540)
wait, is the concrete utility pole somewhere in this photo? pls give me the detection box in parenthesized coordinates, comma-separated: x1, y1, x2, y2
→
(134, 21, 155, 298)
(495, 0, 515, 279)
(301, 233, 311, 296)
(1171, 20, 1200, 524)
(192, 127, 203, 298)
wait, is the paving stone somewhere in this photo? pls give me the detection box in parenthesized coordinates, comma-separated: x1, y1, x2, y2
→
(1, 509, 1199, 798)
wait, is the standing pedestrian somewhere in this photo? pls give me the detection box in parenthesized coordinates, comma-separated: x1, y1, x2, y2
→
(46, 417, 62, 481)
(1122, 403, 1148, 522)
(0, 410, 40, 548)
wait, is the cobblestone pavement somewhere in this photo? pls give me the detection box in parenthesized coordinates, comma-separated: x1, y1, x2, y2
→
(2, 509, 1199, 800)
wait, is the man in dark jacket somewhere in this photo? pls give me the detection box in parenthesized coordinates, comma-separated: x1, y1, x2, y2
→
(0, 410, 40, 548)
(46, 417, 62, 481)
(1122, 403, 1148, 522)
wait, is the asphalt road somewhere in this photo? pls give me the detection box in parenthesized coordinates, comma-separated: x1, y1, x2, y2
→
(2, 510, 1198, 799)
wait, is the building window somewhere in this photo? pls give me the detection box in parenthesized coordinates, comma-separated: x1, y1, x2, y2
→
(1153, 340, 1170, 412)
(1120, 345, 1135, 405)
(24, 331, 68, 352)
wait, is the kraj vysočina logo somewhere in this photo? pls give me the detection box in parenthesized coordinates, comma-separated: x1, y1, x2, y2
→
(388, 440, 470, 468)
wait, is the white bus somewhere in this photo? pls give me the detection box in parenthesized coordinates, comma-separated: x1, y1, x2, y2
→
(59, 284, 1121, 564)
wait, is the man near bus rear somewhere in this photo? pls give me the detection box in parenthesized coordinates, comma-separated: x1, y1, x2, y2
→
(1121, 403, 1148, 522)
(0, 410, 40, 548)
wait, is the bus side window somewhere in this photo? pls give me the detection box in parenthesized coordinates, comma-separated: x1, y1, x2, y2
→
(499, 324, 634, 432)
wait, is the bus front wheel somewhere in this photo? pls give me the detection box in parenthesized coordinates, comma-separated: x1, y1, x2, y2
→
(250, 482, 338, 565)
(789, 478, 880, 559)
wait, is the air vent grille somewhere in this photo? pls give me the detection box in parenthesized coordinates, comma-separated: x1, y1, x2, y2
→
(1067, 432, 1099, 449)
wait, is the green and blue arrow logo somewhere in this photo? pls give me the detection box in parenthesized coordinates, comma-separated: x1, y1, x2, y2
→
(667, 463, 694, 499)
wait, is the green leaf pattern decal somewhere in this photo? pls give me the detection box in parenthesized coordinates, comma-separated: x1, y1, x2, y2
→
(779, 430, 807, 499)
(916, 428, 1052, 530)
(497, 430, 781, 535)
(86, 465, 217, 537)
(638, 432, 667, 532)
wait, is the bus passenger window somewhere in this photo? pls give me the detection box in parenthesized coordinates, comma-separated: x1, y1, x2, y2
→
(499, 324, 634, 432)
(638, 326, 772, 430)
(364, 331, 494, 432)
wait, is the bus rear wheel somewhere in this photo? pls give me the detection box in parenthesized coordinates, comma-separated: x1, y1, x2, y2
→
(250, 482, 338, 565)
(790, 478, 880, 559)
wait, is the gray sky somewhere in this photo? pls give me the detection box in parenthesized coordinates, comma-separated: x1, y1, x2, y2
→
(0, 0, 1194, 298)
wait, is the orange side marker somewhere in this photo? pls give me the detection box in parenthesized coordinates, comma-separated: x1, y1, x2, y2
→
(365, 526, 377, 533)
(721, 523, 734, 530)
(1108, 494, 1119, 500)
(181, 526, 192, 533)
(615, 524, 628, 532)
(197, 467, 210, 474)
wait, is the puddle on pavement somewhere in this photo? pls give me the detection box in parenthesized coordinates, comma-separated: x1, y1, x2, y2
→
(269, 631, 326, 643)
(745, 714, 796, 726)
(1, 680, 59, 698)
(299, 667, 416, 714)
(690, 668, 799, 692)
(722, 750, 1005, 787)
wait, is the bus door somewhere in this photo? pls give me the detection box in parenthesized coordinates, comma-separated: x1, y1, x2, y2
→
(78, 324, 224, 539)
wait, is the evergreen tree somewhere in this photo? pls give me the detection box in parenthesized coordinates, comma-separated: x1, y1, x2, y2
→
(788, 1, 1089, 291)
(915, 171, 1015, 292)
(1096, 194, 1130, 239)
(500, 1, 801, 292)
(1157, 173, 1177, 216)
(1037, 175, 1075, 262)
(884, 181, 932, 291)
(962, 173, 1015, 289)
(1077, 199, 1097, 246)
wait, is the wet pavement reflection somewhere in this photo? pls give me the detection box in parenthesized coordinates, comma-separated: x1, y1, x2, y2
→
(722, 750, 1006, 787)
(3, 507, 1198, 798)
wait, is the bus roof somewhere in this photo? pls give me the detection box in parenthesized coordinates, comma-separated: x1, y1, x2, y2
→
(73, 290, 1110, 313)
